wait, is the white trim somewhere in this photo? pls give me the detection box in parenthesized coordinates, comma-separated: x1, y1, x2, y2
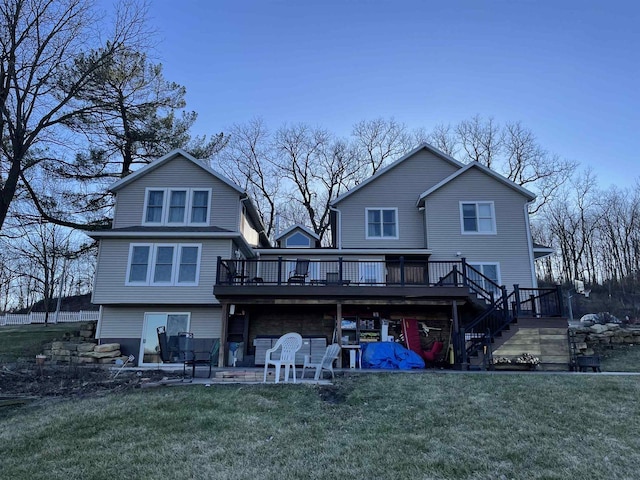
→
(110, 149, 243, 194)
(126, 243, 152, 285)
(142, 188, 166, 225)
(417, 161, 536, 206)
(332, 143, 465, 205)
(150, 243, 177, 285)
(125, 243, 202, 287)
(86, 231, 242, 239)
(177, 244, 202, 286)
(142, 187, 212, 227)
(189, 188, 212, 225)
(275, 223, 320, 241)
(365, 207, 399, 240)
(256, 248, 432, 255)
(459, 201, 496, 235)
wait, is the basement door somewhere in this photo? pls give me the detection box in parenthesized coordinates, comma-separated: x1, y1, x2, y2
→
(139, 313, 190, 366)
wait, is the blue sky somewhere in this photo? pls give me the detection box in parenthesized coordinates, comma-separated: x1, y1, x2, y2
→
(146, 0, 638, 189)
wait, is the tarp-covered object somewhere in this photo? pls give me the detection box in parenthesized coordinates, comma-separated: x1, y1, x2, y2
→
(361, 342, 425, 370)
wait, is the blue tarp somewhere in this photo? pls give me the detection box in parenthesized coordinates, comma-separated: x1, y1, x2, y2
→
(361, 342, 425, 370)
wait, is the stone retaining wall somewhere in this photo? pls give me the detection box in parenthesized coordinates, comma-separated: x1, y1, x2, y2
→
(569, 323, 640, 355)
(41, 321, 128, 365)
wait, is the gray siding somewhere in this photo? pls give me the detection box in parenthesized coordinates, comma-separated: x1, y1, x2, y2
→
(98, 305, 222, 339)
(92, 238, 233, 304)
(425, 168, 534, 288)
(337, 149, 459, 248)
(113, 155, 241, 230)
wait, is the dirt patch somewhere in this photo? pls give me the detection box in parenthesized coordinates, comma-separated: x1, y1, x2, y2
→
(0, 363, 181, 402)
(317, 385, 346, 404)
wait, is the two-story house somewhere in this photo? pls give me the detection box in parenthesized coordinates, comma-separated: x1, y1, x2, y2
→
(87, 150, 270, 367)
(88, 144, 561, 369)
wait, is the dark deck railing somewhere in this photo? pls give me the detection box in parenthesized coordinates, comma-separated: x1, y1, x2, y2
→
(216, 257, 470, 288)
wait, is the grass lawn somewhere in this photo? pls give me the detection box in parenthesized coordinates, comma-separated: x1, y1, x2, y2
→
(2, 373, 640, 480)
(0, 323, 80, 363)
(598, 344, 640, 373)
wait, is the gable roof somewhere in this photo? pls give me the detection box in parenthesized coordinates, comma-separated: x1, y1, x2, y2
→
(108, 149, 244, 194)
(331, 143, 465, 205)
(274, 223, 320, 241)
(416, 161, 536, 206)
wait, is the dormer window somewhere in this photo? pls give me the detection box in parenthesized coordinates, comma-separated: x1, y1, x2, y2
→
(143, 188, 211, 226)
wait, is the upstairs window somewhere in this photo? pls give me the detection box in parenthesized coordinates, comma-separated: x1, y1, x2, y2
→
(128, 245, 151, 283)
(143, 188, 211, 226)
(126, 243, 201, 286)
(190, 190, 210, 224)
(145, 190, 165, 223)
(366, 208, 398, 239)
(168, 190, 187, 224)
(460, 202, 496, 234)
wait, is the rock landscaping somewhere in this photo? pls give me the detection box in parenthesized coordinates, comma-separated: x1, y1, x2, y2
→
(41, 321, 128, 365)
(569, 322, 640, 355)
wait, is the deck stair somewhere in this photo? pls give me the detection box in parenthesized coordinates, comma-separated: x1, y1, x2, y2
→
(490, 317, 570, 371)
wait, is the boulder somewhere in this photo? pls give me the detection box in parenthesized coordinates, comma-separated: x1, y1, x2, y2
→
(51, 349, 72, 356)
(94, 343, 120, 353)
(79, 350, 121, 359)
(590, 324, 608, 334)
(76, 343, 96, 353)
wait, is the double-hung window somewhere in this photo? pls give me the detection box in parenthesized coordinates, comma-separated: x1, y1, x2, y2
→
(145, 190, 165, 223)
(460, 201, 496, 234)
(167, 190, 188, 224)
(126, 243, 201, 286)
(143, 188, 211, 226)
(366, 208, 398, 239)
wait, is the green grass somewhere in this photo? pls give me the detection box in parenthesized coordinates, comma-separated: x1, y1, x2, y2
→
(0, 323, 80, 362)
(2, 373, 640, 479)
(598, 344, 640, 372)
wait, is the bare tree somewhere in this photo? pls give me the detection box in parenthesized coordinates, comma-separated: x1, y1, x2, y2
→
(0, 0, 149, 231)
(352, 117, 413, 175)
(215, 118, 280, 238)
(455, 115, 502, 167)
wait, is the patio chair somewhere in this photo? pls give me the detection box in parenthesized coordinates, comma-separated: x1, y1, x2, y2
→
(263, 332, 303, 383)
(179, 333, 221, 379)
(301, 343, 341, 380)
(288, 259, 310, 284)
(157, 326, 179, 363)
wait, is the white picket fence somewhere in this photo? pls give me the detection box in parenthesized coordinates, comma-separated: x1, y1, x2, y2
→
(0, 310, 99, 326)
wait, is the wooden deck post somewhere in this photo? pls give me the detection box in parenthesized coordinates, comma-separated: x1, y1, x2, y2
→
(219, 302, 230, 367)
(336, 302, 343, 368)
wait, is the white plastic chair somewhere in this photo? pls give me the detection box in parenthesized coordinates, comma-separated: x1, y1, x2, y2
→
(263, 332, 303, 383)
(301, 343, 341, 381)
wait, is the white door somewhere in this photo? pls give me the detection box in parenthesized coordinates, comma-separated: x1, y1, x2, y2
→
(358, 261, 383, 285)
(139, 313, 190, 366)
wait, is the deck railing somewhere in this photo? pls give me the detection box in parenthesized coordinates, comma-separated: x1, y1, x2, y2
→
(216, 257, 470, 288)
